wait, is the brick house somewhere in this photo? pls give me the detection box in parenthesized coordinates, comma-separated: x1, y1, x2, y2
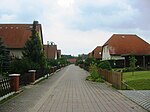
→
(102, 34, 150, 68)
(89, 46, 102, 60)
(44, 42, 61, 60)
(67, 58, 77, 64)
(0, 22, 43, 59)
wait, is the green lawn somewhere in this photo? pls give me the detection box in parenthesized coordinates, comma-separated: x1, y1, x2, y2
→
(123, 71, 150, 90)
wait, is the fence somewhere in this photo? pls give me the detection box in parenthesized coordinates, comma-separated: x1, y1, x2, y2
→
(0, 65, 64, 97)
(0, 78, 12, 97)
(98, 68, 123, 89)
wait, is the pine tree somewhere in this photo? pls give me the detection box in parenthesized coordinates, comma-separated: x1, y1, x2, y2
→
(22, 21, 46, 69)
(0, 37, 10, 74)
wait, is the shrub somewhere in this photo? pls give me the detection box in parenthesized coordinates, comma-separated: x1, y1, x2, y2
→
(86, 64, 103, 82)
(98, 60, 112, 70)
(84, 57, 95, 71)
(9, 58, 30, 74)
(135, 67, 145, 71)
(86, 76, 93, 81)
(95, 77, 104, 82)
(90, 64, 99, 80)
(47, 59, 58, 67)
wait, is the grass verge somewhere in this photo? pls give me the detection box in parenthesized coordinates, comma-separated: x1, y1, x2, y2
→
(123, 71, 150, 90)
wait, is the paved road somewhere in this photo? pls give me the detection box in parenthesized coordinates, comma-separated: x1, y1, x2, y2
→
(0, 65, 147, 112)
(119, 90, 150, 111)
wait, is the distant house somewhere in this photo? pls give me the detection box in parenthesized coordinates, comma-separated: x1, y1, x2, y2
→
(67, 58, 77, 64)
(92, 46, 102, 60)
(0, 22, 43, 59)
(89, 46, 102, 60)
(44, 42, 61, 60)
(102, 34, 150, 68)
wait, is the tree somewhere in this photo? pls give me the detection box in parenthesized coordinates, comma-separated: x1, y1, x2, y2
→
(129, 55, 137, 75)
(0, 37, 10, 74)
(84, 57, 96, 70)
(0, 37, 5, 74)
(57, 57, 68, 65)
(76, 56, 84, 65)
(22, 21, 46, 70)
(47, 59, 58, 67)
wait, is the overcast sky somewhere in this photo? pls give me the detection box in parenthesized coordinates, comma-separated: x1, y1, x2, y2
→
(0, 0, 150, 56)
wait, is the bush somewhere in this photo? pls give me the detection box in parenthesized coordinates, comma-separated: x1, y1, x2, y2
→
(86, 76, 93, 81)
(9, 58, 29, 74)
(84, 57, 95, 71)
(90, 64, 99, 80)
(86, 64, 103, 82)
(95, 77, 104, 82)
(135, 67, 145, 71)
(47, 59, 58, 67)
(98, 60, 112, 70)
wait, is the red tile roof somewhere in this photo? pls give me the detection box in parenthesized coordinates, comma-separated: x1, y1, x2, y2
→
(104, 34, 150, 55)
(0, 24, 42, 49)
(92, 46, 102, 59)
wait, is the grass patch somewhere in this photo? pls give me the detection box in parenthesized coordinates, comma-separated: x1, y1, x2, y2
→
(123, 71, 150, 90)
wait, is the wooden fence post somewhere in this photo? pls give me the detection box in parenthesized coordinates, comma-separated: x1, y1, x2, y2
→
(119, 72, 123, 89)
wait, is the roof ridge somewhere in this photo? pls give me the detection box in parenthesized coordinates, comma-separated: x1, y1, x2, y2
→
(113, 34, 137, 36)
(136, 35, 150, 45)
(0, 24, 41, 25)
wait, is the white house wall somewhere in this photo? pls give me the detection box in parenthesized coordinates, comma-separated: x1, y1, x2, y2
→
(102, 45, 125, 60)
(55, 51, 57, 60)
(102, 45, 111, 60)
(10, 50, 24, 59)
